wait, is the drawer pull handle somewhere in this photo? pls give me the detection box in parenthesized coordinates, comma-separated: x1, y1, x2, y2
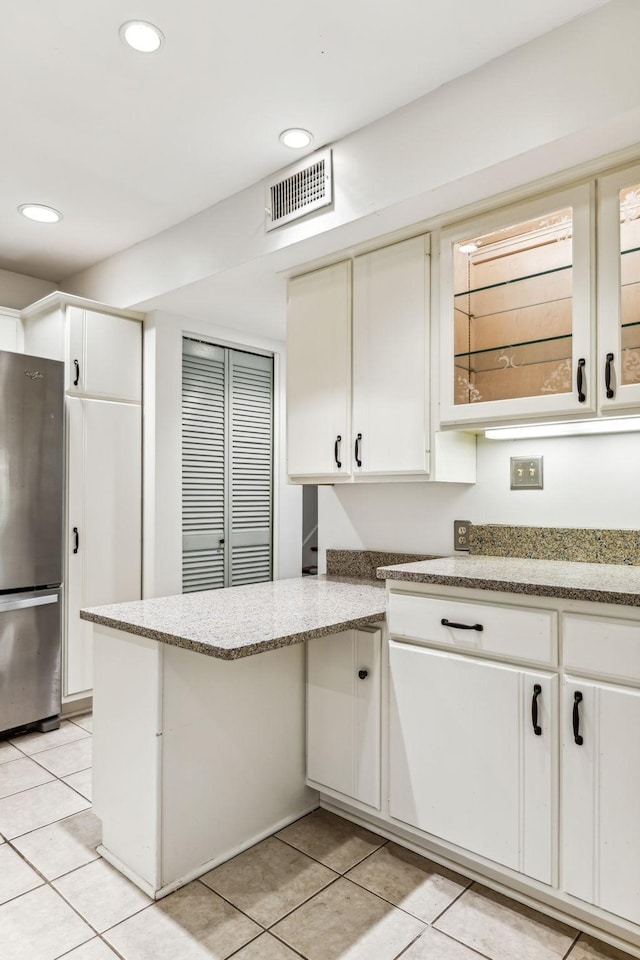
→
(573, 690, 584, 746)
(576, 357, 586, 403)
(355, 433, 363, 468)
(605, 352, 615, 399)
(531, 684, 542, 736)
(440, 618, 483, 632)
(334, 435, 342, 469)
(358, 669, 368, 680)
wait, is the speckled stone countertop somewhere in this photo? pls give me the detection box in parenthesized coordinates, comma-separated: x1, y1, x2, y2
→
(377, 556, 640, 607)
(80, 576, 386, 660)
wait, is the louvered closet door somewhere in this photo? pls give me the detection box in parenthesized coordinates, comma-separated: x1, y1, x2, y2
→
(229, 350, 273, 586)
(182, 340, 273, 592)
(182, 340, 226, 592)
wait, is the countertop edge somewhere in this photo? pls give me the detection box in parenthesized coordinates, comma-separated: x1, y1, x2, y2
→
(80, 608, 387, 659)
(379, 569, 640, 607)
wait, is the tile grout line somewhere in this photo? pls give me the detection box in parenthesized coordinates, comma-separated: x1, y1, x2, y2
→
(562, 931, 583, 959)
(428, 877, 476, 927)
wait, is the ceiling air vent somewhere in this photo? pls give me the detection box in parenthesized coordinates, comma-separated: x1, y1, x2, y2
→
(265, 148, 332, 232)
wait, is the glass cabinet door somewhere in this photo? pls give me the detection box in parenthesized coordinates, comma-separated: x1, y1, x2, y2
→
(440, 184, 594, 426)
(598, 163, 640, 412)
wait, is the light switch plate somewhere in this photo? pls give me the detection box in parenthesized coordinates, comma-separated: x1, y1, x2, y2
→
(510, 456, 543, 489)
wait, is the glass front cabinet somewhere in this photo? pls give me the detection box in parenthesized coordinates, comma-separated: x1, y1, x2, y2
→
(598, 162, 640, 412)
(439, 184, 596, 426)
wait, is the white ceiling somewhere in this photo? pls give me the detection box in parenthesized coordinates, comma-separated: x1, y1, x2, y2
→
(1, 0, 607, 283)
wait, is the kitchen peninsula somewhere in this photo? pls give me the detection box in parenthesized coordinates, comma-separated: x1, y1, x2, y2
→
(82, 553, 640, 954)
(81, 576, 385, 899)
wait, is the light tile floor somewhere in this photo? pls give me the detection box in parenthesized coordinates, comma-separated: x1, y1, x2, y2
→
(0, 716, 635, 960)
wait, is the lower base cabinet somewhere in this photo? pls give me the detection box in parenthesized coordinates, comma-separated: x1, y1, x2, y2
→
(562, 676, 640, 925)
(389, 641, 556, 885)
(307, 593, 640, 950)
(307, 627, 381, 809)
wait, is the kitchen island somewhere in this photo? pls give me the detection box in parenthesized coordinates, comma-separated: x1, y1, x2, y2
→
(81, 576, 385, 899)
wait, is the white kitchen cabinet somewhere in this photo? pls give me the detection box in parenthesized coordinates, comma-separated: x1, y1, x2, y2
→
(389, 640, 556, 884)
(287, 261, 352, 479)
(287, 239, 475, 483)
(561, 612, 640, 927)
(22, 294, 142, 402)
(352, 236, 429, 475)
(597, 162, 640, 413)
(440, 183, 595, 427)
(66, 398, 142, 696)
(307, 627, 381, 808)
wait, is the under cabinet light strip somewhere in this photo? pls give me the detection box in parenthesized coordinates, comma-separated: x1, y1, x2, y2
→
(484, 417, 640, 440)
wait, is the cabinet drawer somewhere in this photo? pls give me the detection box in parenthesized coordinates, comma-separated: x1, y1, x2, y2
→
(388, 592, 557, 666)
(563, 614, 640, 684)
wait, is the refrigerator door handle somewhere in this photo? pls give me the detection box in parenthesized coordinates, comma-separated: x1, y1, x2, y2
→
(0, 594, 59, 613)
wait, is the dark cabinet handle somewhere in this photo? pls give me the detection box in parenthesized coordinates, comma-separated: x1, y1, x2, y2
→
(576, 358, 586, 403)
(441, 618, 483, 632)
(573, 690, 584, 745)
(358, 669, 368, 680)
(605, 352, 615, 399)
(355, 433, 362, 468)
(73, 527, 79, 554)
(531, 684, 542, 736)
(73, 359, 80, 387)
(334, 435, 342, 469)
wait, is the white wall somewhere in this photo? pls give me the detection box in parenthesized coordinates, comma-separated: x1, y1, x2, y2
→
(143, 310, 301, 599)
(317, 432, 640, 570)
(0, 268, 56, 310)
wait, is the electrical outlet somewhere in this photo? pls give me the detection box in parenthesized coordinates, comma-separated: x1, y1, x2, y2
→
(510, 456, 543, 490)
(454, 520, 471, 551)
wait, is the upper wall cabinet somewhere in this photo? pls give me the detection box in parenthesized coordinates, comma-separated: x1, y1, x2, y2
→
(440, 184, 595, 427)
(22, 296, 142, 403)
(598, 163, 640, 413)
(287, 236, 475, 483)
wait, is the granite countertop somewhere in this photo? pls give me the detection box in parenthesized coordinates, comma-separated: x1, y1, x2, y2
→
(80, 575, 386, 660)
(377, 555, 640, 607)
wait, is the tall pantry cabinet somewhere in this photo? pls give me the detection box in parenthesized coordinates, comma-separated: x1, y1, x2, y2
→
(22, 294, 142, 703)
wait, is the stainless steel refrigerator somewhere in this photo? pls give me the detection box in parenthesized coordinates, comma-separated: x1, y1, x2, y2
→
(0, 350, 64, 735)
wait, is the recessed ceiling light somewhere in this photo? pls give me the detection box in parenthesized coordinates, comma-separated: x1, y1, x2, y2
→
(458, 242, 479, 254)
(279, 128, 313, 149)
(120, 20, 164, 53)
(18, 203, 63, 223)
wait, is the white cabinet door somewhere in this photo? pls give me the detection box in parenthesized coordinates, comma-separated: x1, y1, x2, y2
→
(307, 628, 381, 808)
(562, 677, 640, 925)
(65, 398, 142, 696)
(440, 183, 595, 427)
(352, 236, 429, 475)
(597, 163, 640, 413)
(389, 642, 556, 883)
(287, 262, 351, 478)
(67, 308, 142, 402)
